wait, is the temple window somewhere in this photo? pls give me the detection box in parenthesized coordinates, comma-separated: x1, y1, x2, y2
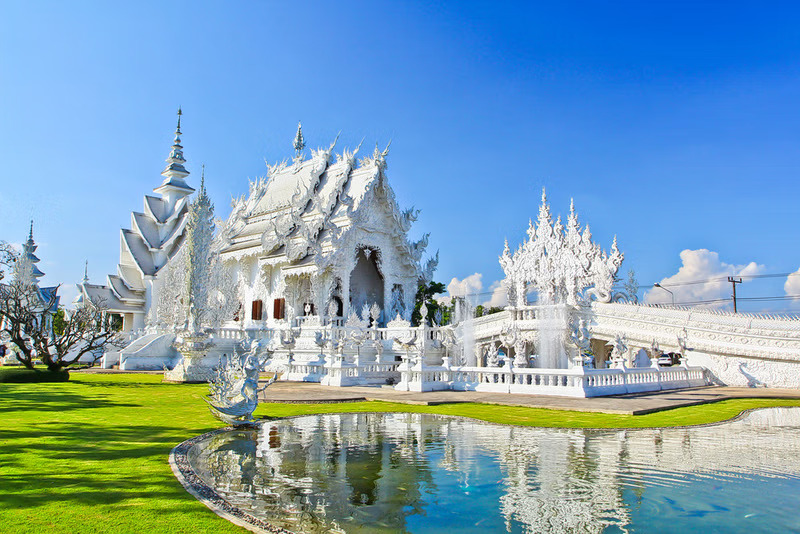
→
(273, 298, 285, 320)
(251, 300, 263, 321)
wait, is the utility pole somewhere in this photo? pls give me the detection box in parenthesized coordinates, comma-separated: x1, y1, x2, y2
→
(728, 277, 742, 313)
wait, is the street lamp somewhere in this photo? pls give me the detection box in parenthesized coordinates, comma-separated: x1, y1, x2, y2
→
(653, 283, 675, 306)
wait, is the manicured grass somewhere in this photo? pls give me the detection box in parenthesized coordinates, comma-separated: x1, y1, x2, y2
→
(256, 397, 800, 428)
(1, 373, 799, 533)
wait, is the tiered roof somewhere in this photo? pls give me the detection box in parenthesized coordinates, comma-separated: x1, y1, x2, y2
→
(221, 126, 435, 280)
(77, 110, 193, 314)
(22, 221, 45, 280)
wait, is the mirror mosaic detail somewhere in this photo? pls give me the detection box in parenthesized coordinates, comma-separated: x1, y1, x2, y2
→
(185, 408, 800, 533)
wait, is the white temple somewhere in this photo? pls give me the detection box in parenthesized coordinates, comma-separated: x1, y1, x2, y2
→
(76, 110, 193, 331)
(217, 123, 436, 327)
(83, 111, 800, 393)
(0, 222, 60, 364)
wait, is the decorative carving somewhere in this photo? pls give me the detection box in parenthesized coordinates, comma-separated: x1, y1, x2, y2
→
(500, 190, 623, 306)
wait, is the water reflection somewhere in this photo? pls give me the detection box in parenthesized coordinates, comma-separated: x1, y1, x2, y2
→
(188, 408, 800, 533)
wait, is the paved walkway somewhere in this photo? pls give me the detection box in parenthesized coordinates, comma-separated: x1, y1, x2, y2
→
(259, 382, 800, 415)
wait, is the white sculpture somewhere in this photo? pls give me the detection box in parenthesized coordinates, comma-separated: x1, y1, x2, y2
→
(500, 190, 623, 306)
(609, 334, 629, 369)
(569, 316, 593, 367)
(206, 340, 278, 426)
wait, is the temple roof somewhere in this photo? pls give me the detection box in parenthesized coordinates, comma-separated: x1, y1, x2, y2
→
(219, 137, 434, 281)
(76, 283, 140, 313)
(81, 110, 194, 315)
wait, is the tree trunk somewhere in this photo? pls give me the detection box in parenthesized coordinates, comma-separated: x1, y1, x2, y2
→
(16, 353, 35, 370)
(8, 335, 34, 370)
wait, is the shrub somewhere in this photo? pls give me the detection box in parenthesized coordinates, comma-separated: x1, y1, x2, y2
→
(0, 367, 70, 383)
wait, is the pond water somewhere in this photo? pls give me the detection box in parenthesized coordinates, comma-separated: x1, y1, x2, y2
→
(187, 408, 800, 533)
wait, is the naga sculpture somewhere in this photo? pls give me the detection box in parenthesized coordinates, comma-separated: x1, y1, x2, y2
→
(205, 339, 278, 426)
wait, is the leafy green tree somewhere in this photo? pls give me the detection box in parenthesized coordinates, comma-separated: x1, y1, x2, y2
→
(474, 305, 504, 318)
(411, 281, 446, 326)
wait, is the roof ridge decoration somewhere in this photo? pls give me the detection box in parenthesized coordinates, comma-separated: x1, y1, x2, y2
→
(293, 121, 305, 157)
(220, 125, 435, 285)
(500, 188, 623, 306)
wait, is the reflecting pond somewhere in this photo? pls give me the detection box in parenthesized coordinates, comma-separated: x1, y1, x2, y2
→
(187, 408, 800, 533)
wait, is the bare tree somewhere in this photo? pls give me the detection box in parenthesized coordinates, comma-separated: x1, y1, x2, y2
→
(0, 241, 121, 372)
(32, 298, 122, 371)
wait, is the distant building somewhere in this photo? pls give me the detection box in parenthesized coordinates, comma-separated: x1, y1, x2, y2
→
(0, 223, 60, 362)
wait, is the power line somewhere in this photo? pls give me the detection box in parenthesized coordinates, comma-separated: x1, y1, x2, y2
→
(450, 271, 800, 301)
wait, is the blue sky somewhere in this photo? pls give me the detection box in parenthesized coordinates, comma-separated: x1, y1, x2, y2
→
(2, 1, 799, 311)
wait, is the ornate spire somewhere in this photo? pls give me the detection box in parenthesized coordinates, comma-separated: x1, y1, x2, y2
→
(160, 107, 191, 183)
(83, 260, 89, 283)
(24, 219, 37, 254)
(293, 121, 305, 156)
(21, 220, 44, 280)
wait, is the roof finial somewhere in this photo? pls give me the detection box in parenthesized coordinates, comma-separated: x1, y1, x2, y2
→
(160, 108, 191, 185)
(83, 260, 89, 283)
(293, 121, 305, 155)
(200, 164, 206, 192)
(28, 219, 33, 242)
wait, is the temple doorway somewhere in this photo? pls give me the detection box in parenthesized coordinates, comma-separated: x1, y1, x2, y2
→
(349, 248, 384, 316)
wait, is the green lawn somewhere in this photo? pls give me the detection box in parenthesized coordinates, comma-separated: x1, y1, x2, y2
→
(1, 373, 799, 533)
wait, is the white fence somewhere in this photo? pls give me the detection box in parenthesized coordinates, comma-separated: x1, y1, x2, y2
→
(397, 362, 709, 397)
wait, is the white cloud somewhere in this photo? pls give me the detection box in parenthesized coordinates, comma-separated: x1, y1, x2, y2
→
(482, 280, 508, 308)
(784, 268, 800, 299)
(440, 273, 509, 310)
(643, 249, 764, 308)
(446, 273, 483, 301)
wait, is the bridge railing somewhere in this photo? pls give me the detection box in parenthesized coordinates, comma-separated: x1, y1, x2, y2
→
(398, 363, 708, 397)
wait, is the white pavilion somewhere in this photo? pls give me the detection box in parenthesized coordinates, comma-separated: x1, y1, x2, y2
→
(218, 123, 437, 327)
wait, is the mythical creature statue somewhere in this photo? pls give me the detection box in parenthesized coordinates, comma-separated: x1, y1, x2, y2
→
(609, 334, 629, 368)
(392, 330, 418, 363)
(205, 339, 278, 426)
(569, 315, 593, 367)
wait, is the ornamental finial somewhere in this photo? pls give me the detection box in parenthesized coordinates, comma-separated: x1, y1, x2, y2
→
(200, 164, 205, 192)
(161, 108, 189, 180)
(293, 121, 305, 154)
(28, 219, 33, 242)
(83, 260, 89, 283)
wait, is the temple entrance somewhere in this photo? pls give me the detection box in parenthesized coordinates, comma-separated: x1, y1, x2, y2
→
(349, 248, 384, 317)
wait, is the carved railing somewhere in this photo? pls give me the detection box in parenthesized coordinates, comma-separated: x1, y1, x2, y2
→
(590, 301, 800, 362)
(403, 364, 709, 397)
(461, 302, 800, 364)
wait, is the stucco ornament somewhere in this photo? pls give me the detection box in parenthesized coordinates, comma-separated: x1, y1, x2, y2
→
(569, 315, 593, 367)
(205, 340, 277, 426)
(500, 189, 623, 306)
(610, 334, 629, 369)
